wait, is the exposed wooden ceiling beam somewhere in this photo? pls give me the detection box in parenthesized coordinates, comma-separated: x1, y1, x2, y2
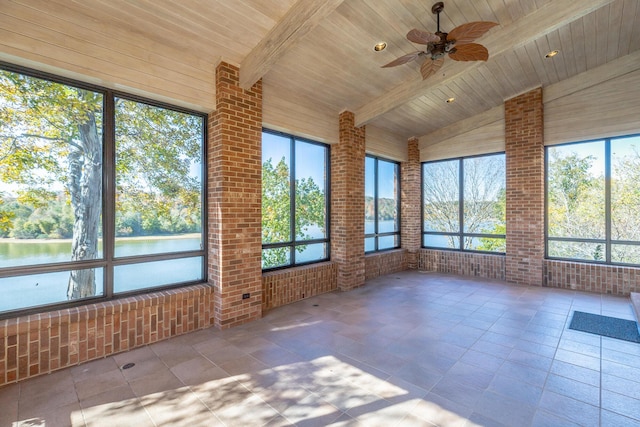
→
(354, 0, 617, 127)
(239, 0, 344, 89)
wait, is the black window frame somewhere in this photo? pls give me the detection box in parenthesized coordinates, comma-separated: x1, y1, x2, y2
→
(0, 62, 208, 319)
(545, 134, 640, 266)
(261, 128, 331, 271)
(365, 154, 401, 253)
(421, 152, 506, 254)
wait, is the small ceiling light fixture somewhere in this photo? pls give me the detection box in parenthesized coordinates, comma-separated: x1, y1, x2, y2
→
(545, 50, 559, 59)
(373, 42, 387, 52)
(446, 97, 455, 103)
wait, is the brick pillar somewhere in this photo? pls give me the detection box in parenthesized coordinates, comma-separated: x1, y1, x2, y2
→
(505, 87, 544, 286)
(402, 138, 421, 269)
(208, 62, 262, 328)
(332, 111, 365, 291)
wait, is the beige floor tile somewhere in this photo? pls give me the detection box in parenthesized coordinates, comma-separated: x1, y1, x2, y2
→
(170, 356, 229, 386)
(74, 368, 127, 401)
(129, 368, 184, 397)
(139, 386, 220, 426)
(82, 395, 154, 427)
(15, 402, 84, 427)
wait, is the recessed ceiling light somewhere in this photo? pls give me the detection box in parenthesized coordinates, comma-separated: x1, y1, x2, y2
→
(545, 50, 559, 59)
(373, 42, 387, 52)
(446, 97, 455, 103)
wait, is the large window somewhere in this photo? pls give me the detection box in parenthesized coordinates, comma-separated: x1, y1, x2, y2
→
(547, 135, 640, 265)
(0, 64, 206, 316)
(262, 130, 329, 270)
(365, 155, 400, 252)
(422, 153, 506, 252)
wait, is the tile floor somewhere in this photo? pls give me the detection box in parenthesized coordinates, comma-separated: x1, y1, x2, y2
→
(1, 270, 640, 426)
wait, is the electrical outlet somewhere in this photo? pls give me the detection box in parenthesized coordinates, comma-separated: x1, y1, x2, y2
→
(242, 293, 250, 299)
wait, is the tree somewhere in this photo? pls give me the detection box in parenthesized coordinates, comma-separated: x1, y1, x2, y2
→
(0, 69, 201, 299)
(423, 155, 505, 251)
(262, 157, 325, 268)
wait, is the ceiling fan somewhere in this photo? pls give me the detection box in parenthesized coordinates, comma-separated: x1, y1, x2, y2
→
(382, 2, 498, 80)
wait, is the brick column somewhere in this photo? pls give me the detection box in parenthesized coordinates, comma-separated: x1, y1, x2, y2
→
(505, 87, 544, 286)
(332, 111, 365, 291)
(402, 138, 421, 269)
(208, 62, 262, 328)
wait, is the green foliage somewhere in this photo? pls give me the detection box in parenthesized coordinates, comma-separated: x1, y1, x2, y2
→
(262, 157, 325, 268)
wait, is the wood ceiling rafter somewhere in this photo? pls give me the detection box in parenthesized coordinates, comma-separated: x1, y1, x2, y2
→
(354, 0, 617, 128)
(239, 0, 345, 89)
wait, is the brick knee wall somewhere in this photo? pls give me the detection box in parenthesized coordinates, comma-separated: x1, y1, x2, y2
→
(365, 250, 408, 280)
(544, 260, 640, 296)
(418, 249, 506, 281)
(262, 262, 337, 311)
(0, 284, 214, 387)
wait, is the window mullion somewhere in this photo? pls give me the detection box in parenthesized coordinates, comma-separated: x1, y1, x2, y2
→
(103, 92, 116, 299)
(459, 159, 464, 250)
(290, 138, 296, 264)
(605, 139, 612, 264)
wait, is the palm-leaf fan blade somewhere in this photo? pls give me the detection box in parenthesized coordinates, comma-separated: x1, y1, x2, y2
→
(406, 28, 440, 44)
(420, 57, 444, 80)
(448, 43, 489, 61)
(382, 51, 424, 68)
(447, 21, 498, 45)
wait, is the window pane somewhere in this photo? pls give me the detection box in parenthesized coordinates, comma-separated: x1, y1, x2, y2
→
(262, 247, 290, 269)
(114, 98, 203, 257)
(611, 244, 640, 265)
(0, 70, 104, 269)
(0, 268, 104, 312)
(262, 133, 291, 244)
(365, 157, 375, 234)
(547, 142, 605, 240)
(378, 160, 399, 233)
(295, 140, 327, 241)
(611, 136, 640, 243)
(365, 237, 375, 252)
(463, 154, 505, 235)
(423, 160, 459, 232)
(295, 242, 327, 264)
(423, 234, 459, 249)
(114, 257, 203, 293)
(548, 240, 605, 261)
(466, 237, 505, 252)
(378, 235, 398, 250)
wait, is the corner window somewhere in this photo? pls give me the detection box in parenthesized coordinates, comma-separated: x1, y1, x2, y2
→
(261, 130, 330, 270)
(546, 135, 640, 265)
(0, 65, 206, 316)
(422, 153, 506, 252)
(365, 156, 400, 252)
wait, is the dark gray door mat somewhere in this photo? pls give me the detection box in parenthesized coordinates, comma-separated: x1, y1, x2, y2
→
(569, 311, 640, 343)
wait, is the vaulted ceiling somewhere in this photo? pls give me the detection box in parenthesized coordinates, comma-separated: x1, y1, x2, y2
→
(2, 0, 639, 142)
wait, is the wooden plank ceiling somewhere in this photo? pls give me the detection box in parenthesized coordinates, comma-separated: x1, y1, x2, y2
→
(1, 0, 639, 141)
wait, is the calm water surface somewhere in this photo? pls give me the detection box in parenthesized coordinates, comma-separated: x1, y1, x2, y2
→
(0, 236, 203, 312)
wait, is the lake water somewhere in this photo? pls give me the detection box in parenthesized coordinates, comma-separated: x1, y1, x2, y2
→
(0, 236, 203, 313)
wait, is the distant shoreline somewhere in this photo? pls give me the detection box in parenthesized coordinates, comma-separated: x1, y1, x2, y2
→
(0, 233, 201, 244)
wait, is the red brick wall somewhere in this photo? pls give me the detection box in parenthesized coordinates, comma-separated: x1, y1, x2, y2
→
(262, 262, 338, 311)
(418, 249, 506, 280)
(208, 62, 263, 328)
(544, 260, 640, 296)
(365, 249, 408, 280)
(0, 284, 214, 386)
(331, 111, 366, 291)
(402, 138, 421, 269)
(505, 88, 544, 286)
